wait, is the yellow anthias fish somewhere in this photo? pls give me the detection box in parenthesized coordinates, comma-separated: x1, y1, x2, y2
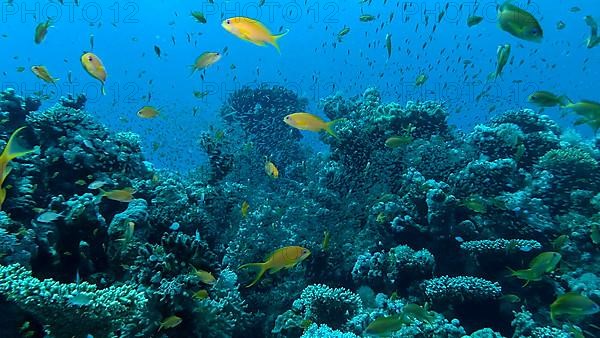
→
(190, 52, 221, 75)
(497, 2, 543, 42)
(192, 289, 209, 300)
(96, 187, 135, 203)
(241, 200, 250, 218)
(137, 106, 160, 119)
(283, 112, 341, 139)
(507, 251, 561, 286)
(81, 52, 107, 95)
(365, 315, 405, 336)
(239, 246, 311, 287)
(158, 315, 182, 332)
(415, 73, 428, 86)
(495, 44, 511, 78)
(34, 19, 52, 44)
(221, 16, 289, 53)
(0, 127, 35, 210)
(191, 265, 216, 285)
(264, 158, 279, 179)
(550, 292, 599, 324)
(31, 66, 59, 84)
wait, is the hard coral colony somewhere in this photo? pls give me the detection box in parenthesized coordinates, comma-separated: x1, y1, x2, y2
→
(0, 1, 599, 338)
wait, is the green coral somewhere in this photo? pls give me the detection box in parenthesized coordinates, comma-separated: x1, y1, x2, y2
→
(0, 264, 148, 338)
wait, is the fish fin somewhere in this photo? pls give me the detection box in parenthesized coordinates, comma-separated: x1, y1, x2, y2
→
(558, 96, 572, 107)
(93, 188, 106, 204)
(188, 65, 198, 77)
(0, 187, 6, 210)
(271, 29, 289, 54)
(505, 266, 517, 277)
(268, 265, 284, 274)
(239, 262, 267, 287)
(324, 119, 344, 139)
(0, 127, 35, 163)
(101, 84, 106, 96)
(2, 166, 13, 182)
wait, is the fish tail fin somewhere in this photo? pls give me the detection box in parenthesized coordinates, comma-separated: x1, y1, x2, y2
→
(505, 266, 517, 277)
(94, 188, 106, 204)
(558, 95, 572, 107)
(101, 84, 106, 96)
(272, 29, 289, 54)
(188, 65, 197, 77)
(0, 127, 34, 163)
(325, 119, 343, 139)
(0, 187, 6, 210)
(239, 262, 267, 287)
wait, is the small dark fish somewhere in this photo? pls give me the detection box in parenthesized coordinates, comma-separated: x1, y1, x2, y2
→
(154, 45, 161, 58)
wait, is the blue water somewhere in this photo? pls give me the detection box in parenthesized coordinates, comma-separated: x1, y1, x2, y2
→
(2, 0, 599, 172)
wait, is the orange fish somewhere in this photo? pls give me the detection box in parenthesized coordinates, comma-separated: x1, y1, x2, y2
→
(221, 16, 288, 53)
(96, 187, 135, 203)
(31, 65, 59, 84)
(239, 246, 311, 287)
(137, 106, 160, 119)
(283, 113, 341, 139)
(81, 52, 107, 95)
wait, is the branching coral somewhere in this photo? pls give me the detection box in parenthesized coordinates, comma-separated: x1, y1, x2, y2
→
(0, 264, 148, 338)
(291, 284, 364, 330)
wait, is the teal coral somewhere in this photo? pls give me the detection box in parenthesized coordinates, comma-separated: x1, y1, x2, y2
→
(422, 276, 502, 303)
(300, 324, 360, 338)
(0, 264, 148, 338)
(291, 284, 364, 330)
(460, 239, 542, 256)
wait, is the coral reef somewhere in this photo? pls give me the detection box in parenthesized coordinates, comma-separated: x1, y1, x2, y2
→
(0, 86, 598, 338)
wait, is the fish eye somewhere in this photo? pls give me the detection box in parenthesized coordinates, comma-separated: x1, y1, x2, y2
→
(88, 56, 93, 61)
(302, 249, 308, 254)
(285, 116, 290, 120)
(226, 20, 230, 24)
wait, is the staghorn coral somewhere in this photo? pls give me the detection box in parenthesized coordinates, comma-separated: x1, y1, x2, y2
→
(0, 264, 148, 338)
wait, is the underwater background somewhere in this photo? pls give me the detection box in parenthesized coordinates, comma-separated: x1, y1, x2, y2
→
(0, 0, 600, 337)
